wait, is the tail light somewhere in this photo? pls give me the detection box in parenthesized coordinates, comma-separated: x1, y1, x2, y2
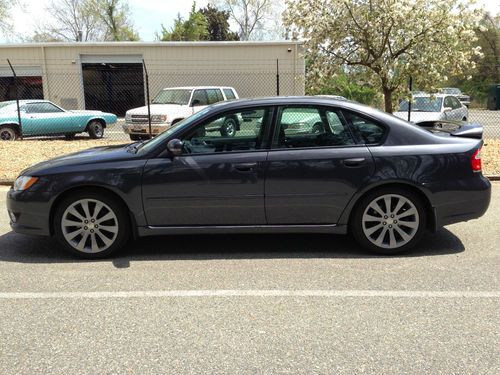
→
(471, 147, 482, 172)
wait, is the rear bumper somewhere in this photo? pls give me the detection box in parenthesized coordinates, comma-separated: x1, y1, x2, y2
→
(434, 175, 491, 227)
(6, 188, 52, 236)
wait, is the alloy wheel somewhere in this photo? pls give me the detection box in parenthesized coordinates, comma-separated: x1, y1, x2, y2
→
(361, 194, 419, 249)
(61, 199, 119, 254)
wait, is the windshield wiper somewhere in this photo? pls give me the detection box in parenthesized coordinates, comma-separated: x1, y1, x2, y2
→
(127, 141, 144, 153)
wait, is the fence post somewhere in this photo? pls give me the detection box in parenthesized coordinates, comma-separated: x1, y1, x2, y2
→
(276, 59, 280, 96)
(142, 59, 152, 137)
(407, 76, 413, 122)
(7, 59, 22, 139)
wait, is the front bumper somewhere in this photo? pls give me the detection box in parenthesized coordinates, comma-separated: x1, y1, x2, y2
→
(122, 122, 171, 136)
(6, 188, 52, 236)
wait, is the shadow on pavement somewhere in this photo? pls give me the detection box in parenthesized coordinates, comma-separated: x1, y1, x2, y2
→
(0, 228, 465, 266)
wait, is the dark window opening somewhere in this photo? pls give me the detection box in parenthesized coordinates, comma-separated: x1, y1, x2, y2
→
(82, 63, 144, 117)
(0, 76, 44, 101)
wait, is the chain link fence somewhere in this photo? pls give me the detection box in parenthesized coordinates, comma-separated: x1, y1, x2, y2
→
(0, 57, 499, 180)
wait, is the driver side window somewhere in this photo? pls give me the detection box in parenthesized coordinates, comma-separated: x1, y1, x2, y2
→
(181, 107, 269, 155)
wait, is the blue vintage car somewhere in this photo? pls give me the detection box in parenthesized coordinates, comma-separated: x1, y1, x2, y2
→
(0, 100, 117, 141)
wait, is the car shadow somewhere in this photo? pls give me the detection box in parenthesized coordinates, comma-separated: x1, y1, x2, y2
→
(0, 228, 465, 266)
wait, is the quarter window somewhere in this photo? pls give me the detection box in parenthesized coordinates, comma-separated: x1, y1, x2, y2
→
(343, 111, 386, 144)
(180, 107, 269, 154)
(273, 106, 354, 149)
(26, 102, 63, 114)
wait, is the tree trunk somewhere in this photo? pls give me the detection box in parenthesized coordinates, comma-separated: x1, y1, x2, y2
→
(383, 87, 393, 113)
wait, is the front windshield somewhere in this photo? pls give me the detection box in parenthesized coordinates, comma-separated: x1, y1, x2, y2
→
(151, 89, 192, 105)
(137, 107, 212, 153)
(398, 97, 443, 112)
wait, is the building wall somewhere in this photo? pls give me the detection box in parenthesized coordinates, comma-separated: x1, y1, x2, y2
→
(0, 42, 305, 111)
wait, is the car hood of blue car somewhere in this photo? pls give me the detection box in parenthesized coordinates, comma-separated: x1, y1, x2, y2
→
(20, 143, 137, 176)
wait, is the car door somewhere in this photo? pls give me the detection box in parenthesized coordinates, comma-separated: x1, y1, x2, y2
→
(141, 106, 273, 226)
(265, 106, 376, 224)
(24, 102, 75, 135)
(450, 96, 466, 120)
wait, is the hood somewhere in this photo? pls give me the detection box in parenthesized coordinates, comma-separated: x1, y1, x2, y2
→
(126, 104, 189, 116)
(21, 143, 134, 176)
(393, 111, 444, 123)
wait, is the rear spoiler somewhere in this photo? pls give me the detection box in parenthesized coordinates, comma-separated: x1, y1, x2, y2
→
(415, 120, 483, 139)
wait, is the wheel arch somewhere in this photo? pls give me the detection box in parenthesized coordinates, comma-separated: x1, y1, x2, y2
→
(339, 181, 437, 232)
(0, 122, 21, 135)
(85, 117, 107, 130)
(48, 184, 137, 238)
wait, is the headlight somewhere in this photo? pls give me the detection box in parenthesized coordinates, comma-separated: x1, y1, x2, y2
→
(13, 176, 39, 191)
(151, 115, 167, 123)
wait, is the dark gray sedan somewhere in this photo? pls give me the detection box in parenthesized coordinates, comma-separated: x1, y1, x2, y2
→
(6, 97, 491, 258)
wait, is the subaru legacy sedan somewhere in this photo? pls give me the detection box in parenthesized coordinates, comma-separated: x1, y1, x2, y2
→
(7, 97, 490, 258)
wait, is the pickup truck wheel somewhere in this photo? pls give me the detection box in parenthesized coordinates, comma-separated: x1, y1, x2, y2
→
(88, 120, 104, 139)
(220, 118, 237, 137)
(130, 134, 141, 141)
(0, 126, 18, 141)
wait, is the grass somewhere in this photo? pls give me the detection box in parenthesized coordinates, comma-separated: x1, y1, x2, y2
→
(1, 137, 499, 182)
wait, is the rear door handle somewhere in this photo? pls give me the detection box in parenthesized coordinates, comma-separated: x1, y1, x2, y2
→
(342, 158, 366, 167)
(233, 162, 258, 172)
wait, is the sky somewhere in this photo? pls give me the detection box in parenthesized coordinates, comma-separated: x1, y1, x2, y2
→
(2, 0, 500, 43)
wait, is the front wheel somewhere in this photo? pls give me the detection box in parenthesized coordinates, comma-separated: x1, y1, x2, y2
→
(88, 120, 104, 139)
(220, 118, 237, 137)
(0, 126, 18, 141)
(351, 188, 426, 254)
(54, 191, 130, 258)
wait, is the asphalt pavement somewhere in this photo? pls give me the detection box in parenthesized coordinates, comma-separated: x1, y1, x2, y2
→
(0, 184, 499, 374)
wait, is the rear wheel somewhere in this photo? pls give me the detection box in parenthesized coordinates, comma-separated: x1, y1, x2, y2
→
(130, 134, 150, 141)
(0, 126, 18, 141)
(54, 191, 130, 258)
(88, 120, 104, 139)
(351, 188, 426, 254)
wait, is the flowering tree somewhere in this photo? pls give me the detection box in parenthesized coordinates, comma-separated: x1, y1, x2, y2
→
(284, 0, 482, 112)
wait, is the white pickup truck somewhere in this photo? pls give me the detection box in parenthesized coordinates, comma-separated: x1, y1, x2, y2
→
(123, 86, 239, 141)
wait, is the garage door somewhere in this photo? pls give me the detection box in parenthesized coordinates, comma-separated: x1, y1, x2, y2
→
(81, 56, 145, 117)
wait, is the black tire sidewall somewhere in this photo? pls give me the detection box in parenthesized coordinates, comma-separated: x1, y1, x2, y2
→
(351, 187, 427, 255)
(221, 118, 237, 137)
(53, 190, 129, 258)
(0, 126, 17, 141)
(88, 121, 104, 139)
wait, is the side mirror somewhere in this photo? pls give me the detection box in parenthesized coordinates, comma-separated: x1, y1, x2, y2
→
(191, 99, 201, 107)
(443, 107, 452, 112)
(167, 139, 183, 157)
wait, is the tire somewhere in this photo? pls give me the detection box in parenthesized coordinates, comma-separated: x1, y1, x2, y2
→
(350, 187, 427, 255)
(130, 134, 151, 141)
(53, 190, 130, 259)
(220, 117, 237, 137)
(312, 122, 324, 134)
(462, 117, 467, 121)
(0, 126, 18, 141)
(87, 120, 104, 139)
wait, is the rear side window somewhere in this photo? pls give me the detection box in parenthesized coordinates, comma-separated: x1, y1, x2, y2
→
(26, 103, 64, 114)
(206, 89, 223, 104)
(223, 89, 236, 100)
(273, 106, 354, 149)
(343, 111, 386, 144)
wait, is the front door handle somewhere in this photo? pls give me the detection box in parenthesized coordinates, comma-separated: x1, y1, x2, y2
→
(233, 162, 258, 172)
(342, 158, 366, 167)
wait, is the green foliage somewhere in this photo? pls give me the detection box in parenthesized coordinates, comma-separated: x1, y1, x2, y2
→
(307, 70, 379, 106)
(200, 4, 239, 41)
(158, 3, 208, 41)
(95, 0, 139, 41)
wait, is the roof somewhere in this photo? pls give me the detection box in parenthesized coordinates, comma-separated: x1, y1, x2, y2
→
(0, 41, 302, 49)
(161, 86, 236, 90)
(0, 99, 51, 104)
